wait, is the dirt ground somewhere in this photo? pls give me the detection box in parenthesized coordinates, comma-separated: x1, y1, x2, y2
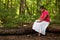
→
(0, 23, 60, 40)
(0, 32, 60, 40)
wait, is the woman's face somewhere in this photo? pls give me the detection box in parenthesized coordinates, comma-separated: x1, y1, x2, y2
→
(40, 8, 44, 12)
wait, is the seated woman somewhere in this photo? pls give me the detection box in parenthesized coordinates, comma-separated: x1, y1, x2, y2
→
(32, 6, 50, 36)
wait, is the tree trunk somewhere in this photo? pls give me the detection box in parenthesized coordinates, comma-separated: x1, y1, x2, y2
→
(7, 0, 9, 9)
(19, 0, 26, 14)
(57, 0, 60, 20)
(11, 0, 12, 9)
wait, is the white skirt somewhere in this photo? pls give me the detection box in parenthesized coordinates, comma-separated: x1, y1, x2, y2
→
(32, 20, 50, 35)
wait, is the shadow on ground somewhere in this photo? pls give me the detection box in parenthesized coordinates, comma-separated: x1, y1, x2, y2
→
(0, 32, 60, 40)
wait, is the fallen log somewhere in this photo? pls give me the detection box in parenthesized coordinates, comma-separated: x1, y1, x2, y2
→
(0, 23, 60, 35)
(0, 27, 37, 35)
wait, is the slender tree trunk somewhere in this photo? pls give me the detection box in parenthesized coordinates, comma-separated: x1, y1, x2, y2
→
(7, 0, 9, 9)
(57, 0, 60, 20)
(25, 4, 31, 15)
(11, 0, 12, 9)
(19, 0, 25, 14)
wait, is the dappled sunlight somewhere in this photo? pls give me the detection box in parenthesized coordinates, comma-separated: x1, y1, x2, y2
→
(16, 7, 19, 15)
(0, 20, 3, 27)
(0, 0, 59, 28)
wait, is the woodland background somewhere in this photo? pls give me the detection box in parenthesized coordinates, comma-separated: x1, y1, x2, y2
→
(0, 0, 59, 28)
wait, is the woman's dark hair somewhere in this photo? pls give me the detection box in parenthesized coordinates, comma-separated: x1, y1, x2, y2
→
(40, 6, 45, 9)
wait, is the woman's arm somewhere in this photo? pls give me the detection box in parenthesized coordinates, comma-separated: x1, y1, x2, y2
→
(38, 11, 48, 22)
(40, 14, 48, 21)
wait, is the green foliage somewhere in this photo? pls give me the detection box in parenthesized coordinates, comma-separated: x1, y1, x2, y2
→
(0, 0, 20, 27)
(0, 0, 59, 28)
(19, 13, 40, 23)
(41, 0, 57, 21)
(25, 0, 58, 23)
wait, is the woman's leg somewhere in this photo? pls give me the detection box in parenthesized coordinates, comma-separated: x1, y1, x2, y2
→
(32, 20, 41, 36)
(38, 33, 41, 36)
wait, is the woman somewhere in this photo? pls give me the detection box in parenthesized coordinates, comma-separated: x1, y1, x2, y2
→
(32, 6, 50, 36)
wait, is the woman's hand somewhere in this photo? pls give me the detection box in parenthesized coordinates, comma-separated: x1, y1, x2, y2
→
(36, 20, 42, 22)
(37, 21, 42, 22)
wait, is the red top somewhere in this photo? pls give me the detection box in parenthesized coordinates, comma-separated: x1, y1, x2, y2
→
(39, 10, 50, 22)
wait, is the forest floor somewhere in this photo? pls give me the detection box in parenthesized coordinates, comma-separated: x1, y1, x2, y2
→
(0, 23, 60, 40)
(0, 32, 60, 40)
